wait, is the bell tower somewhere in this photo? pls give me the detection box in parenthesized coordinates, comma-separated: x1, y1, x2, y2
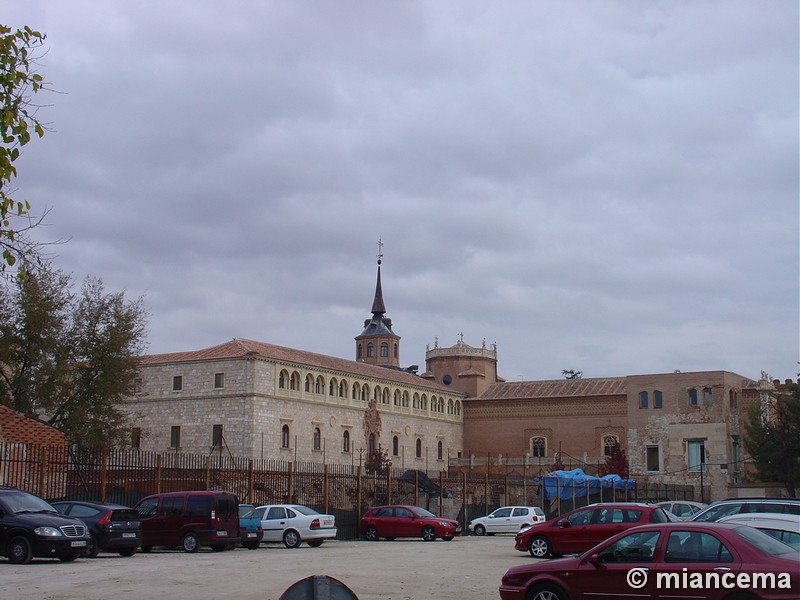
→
(355, 240, 400, 367)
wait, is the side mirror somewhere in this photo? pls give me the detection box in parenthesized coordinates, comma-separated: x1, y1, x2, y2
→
(559, 519, 572, 529)
(588, 553, 603, 567)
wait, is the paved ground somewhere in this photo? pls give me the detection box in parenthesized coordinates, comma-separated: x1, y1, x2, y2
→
(0, 535, 539, 600)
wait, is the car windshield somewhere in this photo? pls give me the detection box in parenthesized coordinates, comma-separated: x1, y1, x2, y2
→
(2, 491, 58, 514)
(239, 505, 255, 518)
(412, 507, 436, 518)
(733, 525, 799, 556)
(692, 504, 741, 522)
(291, 505, 320, 516)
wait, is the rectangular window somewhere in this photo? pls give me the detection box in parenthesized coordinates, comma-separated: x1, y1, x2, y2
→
(646, 446, 660, 472)
(687, 440, 706, 472)
(653, 390, 663, 409)
(214, 373, 225, 389)
(131, 427, 141, 449)
(172, 375, 183, 391)
(170, 425, 181, 449)
(639, 391, 649, 409)
(212, 424, 223, 447)
(688, 389, 698, 406)
(133, 378, 143, 394)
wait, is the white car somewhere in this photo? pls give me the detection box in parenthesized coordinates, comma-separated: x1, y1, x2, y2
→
(468, 506, 546, 535)
(254, 504, 337, 548)
(656, 500, 707, 520)
(719, 513, 800, 550)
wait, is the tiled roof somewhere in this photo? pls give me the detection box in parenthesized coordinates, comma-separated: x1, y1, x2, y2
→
(0, 404, 69, 445)
(477, 377, 627, 400)
(140, 338, 457, 394)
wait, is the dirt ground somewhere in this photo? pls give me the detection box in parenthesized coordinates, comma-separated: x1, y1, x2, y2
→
(0, 535, 538, 600)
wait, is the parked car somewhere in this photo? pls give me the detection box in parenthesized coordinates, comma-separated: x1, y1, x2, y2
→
(359, 505, 461, 542)
(0, 487, 89, 564)
(51, 500, 140, 557)
(691, 497, 800, 523)
(238, 504, 263, 550)
(500, 522, 800, 600)
(134, 491, 240, 552)
(514, 502, 672, 558)
(656, 500, 706, 520)
(469, 506, 546, 535)
(253, 504, 336, 548)
(718, 513, 800, 550)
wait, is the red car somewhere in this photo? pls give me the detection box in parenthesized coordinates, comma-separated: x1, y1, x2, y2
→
(515, 503, 672, 558)
(500, 522, 800, 600)
(359, 505, 461, 541)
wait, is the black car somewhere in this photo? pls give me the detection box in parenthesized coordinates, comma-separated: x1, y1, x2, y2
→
(51, 500, 141, 557)
(0, 487, 89, 563)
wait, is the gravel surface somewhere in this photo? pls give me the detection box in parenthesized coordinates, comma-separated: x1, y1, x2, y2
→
(0, 535, 539, 599)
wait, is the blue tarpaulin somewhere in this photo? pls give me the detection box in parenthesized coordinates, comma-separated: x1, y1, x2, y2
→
(540, 468, 635, 501)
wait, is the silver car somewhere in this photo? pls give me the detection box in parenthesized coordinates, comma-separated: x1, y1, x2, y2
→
(468, 506, 545, 535)
(254, 504, 336, 548)
(719, 513, 800, 550)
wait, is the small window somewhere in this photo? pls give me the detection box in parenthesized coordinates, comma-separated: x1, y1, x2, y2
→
(367, 343, 374, 357)
(437, 440, 443, 460)
(646, 446, 660, 472)
(380, 342, 389, 357)
(638, 391, 648, 409)
(313, 427, 321, 451)
(688, 389, 698, 406)
(281, 424, 290, 449)
(392, 436, 399, 456)
(687, 440, 706, 472)
(415, 438, 422, 458)
(214, 373, 225, 389)
(603, 435, 618, 456)
(212, 424, 223, 448)
(531, 437, 546, 458)
(133, 378, 143, 394)
(653, 390, 663, 408)
(703, 387, 713, 404)
(172, 376, 183, 392)
(342, 430, 350, 453)
(170, 426, 181, 449)
(131, 427, 141, 449)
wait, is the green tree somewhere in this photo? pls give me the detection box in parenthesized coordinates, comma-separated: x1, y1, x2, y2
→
(1, 24, 48, 270)
(743, 382, 800, 498)
(0, 265, 148, 446)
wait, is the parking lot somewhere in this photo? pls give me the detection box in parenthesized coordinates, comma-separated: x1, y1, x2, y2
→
(0, 535, 536, 600)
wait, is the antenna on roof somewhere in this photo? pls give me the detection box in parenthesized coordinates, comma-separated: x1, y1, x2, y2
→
(376, 237, 384, 265)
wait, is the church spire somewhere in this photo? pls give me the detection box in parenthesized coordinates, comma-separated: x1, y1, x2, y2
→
(371, 239, 387, 315)
(355, 238, 400, 366)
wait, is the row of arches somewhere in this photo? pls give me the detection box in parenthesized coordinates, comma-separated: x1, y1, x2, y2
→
(529, 434, 620, 458)
(277, 369, 462, 417)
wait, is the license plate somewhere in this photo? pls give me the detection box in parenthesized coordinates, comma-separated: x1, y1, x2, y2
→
(216, 530, 227, 536)
(71, 541, 87, 547)
(122, 533, 136, 538)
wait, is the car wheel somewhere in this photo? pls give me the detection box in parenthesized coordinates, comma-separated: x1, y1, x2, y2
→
(421, 526, 436, 542)
(364, 526, 379, 541)
(283, 529, 301, 548)
(473, 524, 486, 536)
(58, 553, 78, 563)
(118, 548, 137, 557)
(526, 583, 567, 600)
(307, 539, 323, 547)
(528, 536, 551, 558)
(7, 536, 33, 564)
(81, 535, 99, 558)
(182, 532, 200, 553)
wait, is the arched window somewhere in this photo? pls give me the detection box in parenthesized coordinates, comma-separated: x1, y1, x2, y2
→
(361, 385, 369, 402)
(329, 379, 336, 396)
(531, 437, 546, 458)
(454, 400, 461, 416)
(313, 427, 321, 451)
(281, 424, 290, 449)
(279, 370, 288, 389)
(447, 399, 454, 415)
(315, 376, 323, 394)
(603, 435, 619, 456)
(688, 388, 698, 406)
(382, 388, 390, 404)
(367, 343, 374, 357)
(352, 382, 359, 400)
(342, 430, 350, 453)
(339, 380, 347, 397)
(653, 390, 663, 408)
(639, 391, 649, 409)
(393, 343, 398, 358)
(437, 440, 443, 460)
(703, 387, 713, 404)
(392, 436, 399, 456)
(421, 395, 428, 410)
(305, 374, 313, 392)
(290, 372, 300, 391)
(380, 342, 389, 357)
(402, 392, 409, 407)
(415, 438, 422, 458)
(357, 343, 362, 359)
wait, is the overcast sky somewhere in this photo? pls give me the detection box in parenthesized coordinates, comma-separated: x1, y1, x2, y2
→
(6, 1, 798, 383)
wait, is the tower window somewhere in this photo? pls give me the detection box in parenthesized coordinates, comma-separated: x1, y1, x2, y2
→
(367, 343, 374, 357)
(380, 342, 389, 357)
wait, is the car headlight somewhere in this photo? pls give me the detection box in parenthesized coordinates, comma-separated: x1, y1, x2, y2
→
(437, 521, 450, 527)
(34, 526, 62, 537)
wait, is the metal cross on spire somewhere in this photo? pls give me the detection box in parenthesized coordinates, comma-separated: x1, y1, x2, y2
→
(376, 237, 384, 265)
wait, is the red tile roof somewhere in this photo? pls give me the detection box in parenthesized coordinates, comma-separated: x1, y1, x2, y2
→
(0, 404, 69, 446)
(477, 377, 627, 400)
(140, 338, 457, 394)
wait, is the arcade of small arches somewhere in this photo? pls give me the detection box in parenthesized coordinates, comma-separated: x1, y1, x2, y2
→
(276, 368, 463, 417)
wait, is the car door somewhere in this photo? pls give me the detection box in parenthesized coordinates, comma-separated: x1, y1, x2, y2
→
(555, 508, 596, 553)
(136, 497, 163, 545)
(260, 506, 288, 542)
(393, 507, 417, 537)
(589, 508, 639, 548)
(655, 530, 739, 600)
(510, 508, 532, 531)
(488, 507, 513, 533)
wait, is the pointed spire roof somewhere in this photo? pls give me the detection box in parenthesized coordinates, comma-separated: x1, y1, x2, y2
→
(371, 264, 386, 315)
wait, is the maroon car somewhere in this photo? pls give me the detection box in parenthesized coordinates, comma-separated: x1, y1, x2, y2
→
(515, 503, 671, 558)
(359, 505, 461, 541)
(500, 522, 800, 600)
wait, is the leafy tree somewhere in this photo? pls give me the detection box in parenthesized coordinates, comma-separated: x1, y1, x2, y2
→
(598, 441, 629, 479)
(1, 25, 48, 270)
(562, 369, 582, 380)
(0, 265, 147, 446)
(743, 382, 800, 498)
(364, 445, 392, 475)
